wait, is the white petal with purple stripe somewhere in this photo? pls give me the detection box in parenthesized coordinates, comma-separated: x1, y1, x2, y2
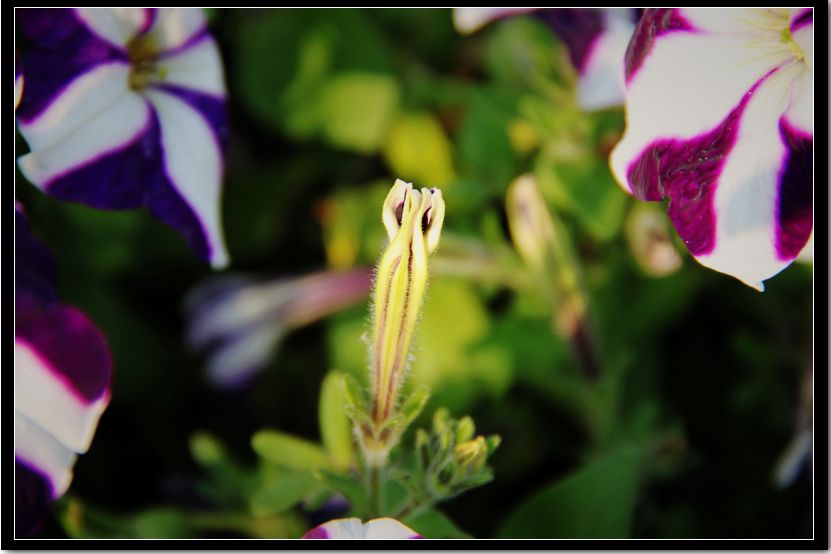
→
(16, 413, 78, 499)
(144, 88, 227, 268)
(609, 8, 813, 289)
(16, 8, 229, 268)
(302, 517, 422, 539)
(15, 339, 110, 454)
(75, 8, 152, 48)
(575, 9, 635, 110)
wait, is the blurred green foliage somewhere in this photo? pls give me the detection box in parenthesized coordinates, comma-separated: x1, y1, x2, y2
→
(16, 8, 812, 540)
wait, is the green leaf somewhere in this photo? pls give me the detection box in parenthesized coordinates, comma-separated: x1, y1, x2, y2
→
(234, 9, 394, 137)
(499, 445, 644, 538)
(535, 152, 628, 243)
(404, 509, 472, 539)
(457, 89, 517, 190)
(319, 371, 356, 470)
(250, 471, 319, 517)
(251, 430, 330, 471)
(382, 112, 456, 187)
(132, 508, 194, 539)
(190, 431, 225, 467)
(315, 469, 370, 517)
(319, 72, 400, 153)
(483, 16, 576, 93)
(408, 278, 512, 413)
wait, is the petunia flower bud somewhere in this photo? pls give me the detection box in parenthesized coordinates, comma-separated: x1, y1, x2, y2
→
(356, 179, 445, 466)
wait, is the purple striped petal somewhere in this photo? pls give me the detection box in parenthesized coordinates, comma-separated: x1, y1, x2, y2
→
(455, 8, 638, 110)
(775, 119, 812, 260)
(302, 517, 423, 539)
(153, 36, 227, 99)
(19, 100, 224, 266)
(790, 8, 812, 32)
(16, 8, 229, 268)
(75, 8, 153, 48)
(15, 414, 78, 500)
(144, 88, 228, 268)
(14, 204, 112, 529)
(186, 268, 372, 387)
(623, 8, 693, 85)
(16, 9, 128, 123)
(145, 8, 207, 52)
(15, 206, 111, 451)
(150, 84, 228, 155)
(610, 8, 813, 289)
(535, 9, 606, 74)
(16, 294, 112, 453)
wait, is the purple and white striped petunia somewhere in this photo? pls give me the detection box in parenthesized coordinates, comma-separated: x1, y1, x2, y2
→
(185, 268, 372, 387)
(15, 8, 229, 268)
(301, 517, 423, 540)
(454, 8, 638, 111)
(15, 206, 113, 535)
(610, 8, 813, 290)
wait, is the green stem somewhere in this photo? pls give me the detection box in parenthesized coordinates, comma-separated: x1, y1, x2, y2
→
(369, 465, 383, 517)
(394, 497, 430, 521)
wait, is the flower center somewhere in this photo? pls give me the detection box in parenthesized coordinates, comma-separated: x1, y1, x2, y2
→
(127, 36, 166, 90)
(780, 27, 806, 64)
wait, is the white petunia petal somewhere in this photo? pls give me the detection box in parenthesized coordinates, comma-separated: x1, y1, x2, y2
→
(144, 88, 228, 269)
(75, 8, 151, 48)
(679, 8, 788, 35)
(363, 518, 422, 539)
(302, 517, 422, 539)
(610, 8, 813, 289)
(576, 10, 634, 110)
(17, 62, 132, 152)
(17, 89, 149, 189)
(147, 8, 207, 52)
(15, 340, 110, 454)
(205, 324, 285, 387)
(783, 24, 813, 135)
(611, 32, 789, 192)
(156, 37, 226, 97)
(15, 412, 77, 499)
(696, 70, 794, 289)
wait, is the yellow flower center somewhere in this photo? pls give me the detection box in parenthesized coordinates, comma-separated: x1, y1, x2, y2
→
(127, 35, 166, 90)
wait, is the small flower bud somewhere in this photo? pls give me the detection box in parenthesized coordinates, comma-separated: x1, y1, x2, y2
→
(355, 179, 446, 466)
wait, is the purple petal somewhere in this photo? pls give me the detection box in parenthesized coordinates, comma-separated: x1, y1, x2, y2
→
(16, 294, 112, 406)
(535, 9, 606, 74)
(150, 83, 229, 155)
(790, 8, 812, 32)
(775, 119, 813, 260)
(30, 109, 216, 265)
(15, 460, 53, 537)
(302, 526, 330, 539)
(624, 8, 693, 84)
(16, 8, 127, 123)
(15, 209, 58, 305)
(623, 75, 767, 256)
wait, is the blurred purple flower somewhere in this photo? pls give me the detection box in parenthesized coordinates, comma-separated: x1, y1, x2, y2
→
(15, 206, 112, 536)
(185, 268, 372, 387)
(302, 517, 422, 539)
(610, 8, 813, 290)
(15, 8, 229, 268)
(454, 8, 639, 110)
